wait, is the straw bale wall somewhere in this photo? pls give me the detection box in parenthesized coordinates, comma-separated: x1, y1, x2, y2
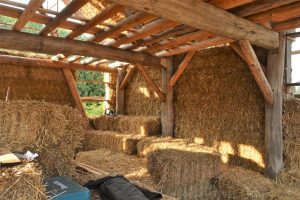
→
(0, 64, 75, 107)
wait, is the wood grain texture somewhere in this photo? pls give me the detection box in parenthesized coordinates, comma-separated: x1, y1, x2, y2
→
(120, 66, 137, 90)
(116, 67, 125, 114)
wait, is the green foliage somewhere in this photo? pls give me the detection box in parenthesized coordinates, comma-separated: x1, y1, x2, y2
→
(0, 15, 16, 29)
(76, 71, 105, 97)
(83, 102, 104, 117)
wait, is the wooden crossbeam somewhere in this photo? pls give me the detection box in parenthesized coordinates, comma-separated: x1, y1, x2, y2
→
(129, 25, 196, 50)
(239, 40, 274, 105)
(120, 65, 137, 90)
(13, 0, 45, 31)
(40, 0, 89, 36)
(229, 42, 267, 74)
(0, 30, 161, 67)
(207, 0, 254, 10)
(0, 4, 101, 35)
(111, 0, 279, 49)
(67, 4, 124, 39)
(112, 19, 180, 47)
(157, 36, 233, 57)
(80, 96, 110, 102)
(235, 0, 300, 17)
(0, 54, 117, 73)
(77, 80, 115, 86)
(135, 63, 166, 101)
(169, 51, 196, 87)
(93, 12, 156, 43)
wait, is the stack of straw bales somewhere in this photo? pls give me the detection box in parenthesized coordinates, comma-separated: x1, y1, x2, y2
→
(216, 166, 300, 200)
(92, 115, 161, 136)
(0, 163, 47, 200)
(84, 130, 143, 154)
(147, 146, 221, 199)
(0, 100, 84, 176)
(281, 99, 300, 186)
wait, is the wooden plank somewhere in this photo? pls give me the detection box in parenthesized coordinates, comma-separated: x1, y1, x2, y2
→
(111, 0, 279, 49)
(235, 0, 300, 17)
(135, 63, 166, 101)
(292, 50, 300, 55)
(120, 66, 137, 90)
(13, 0, 45, 31)
(0, 54, 118, 73)
(207, 0, 254, 10)
(112, 19, 180, 47)
(157, 36, 233, 57)
(0, 4, 102, 35)
(80, 97, 110, 102)
(76, 80, 115, 86)
(116, 67, 125, 114)
(40, 0, 89, 36)
(169, 51, 196, 87)
(265, 32, 286, 179)
(239, 40, 274, 105)
(0, 146, 20, 164)
(273, 17, 300, 31)
(161, 58, 175, 137)
(287, 32, 300, 38)
(67, 4, 124, 39)
(93, 12, 156, 42)
(63, 69, 86, 117)
(0, 30, 162, 67)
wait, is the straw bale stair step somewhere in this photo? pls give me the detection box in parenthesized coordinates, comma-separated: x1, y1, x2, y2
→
(91, 115, 161, 136)
(84, 130, 144, 155)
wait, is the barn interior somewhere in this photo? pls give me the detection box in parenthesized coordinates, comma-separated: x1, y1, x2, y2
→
(0, 0, 300, 199)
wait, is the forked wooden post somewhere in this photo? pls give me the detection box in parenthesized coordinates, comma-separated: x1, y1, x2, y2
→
(161, 58, 175, 137)
(116, 67, 125, 115)
(265, 32, 286, 179)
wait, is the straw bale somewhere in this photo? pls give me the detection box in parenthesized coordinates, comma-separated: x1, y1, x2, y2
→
(216, 166, 273, 200)
(173, 46, 267, 172)
(137, 136, 190, 157)
(75, 148, 157, 189)
(125, 65, 161, 116)
(93, 115, 161, 136)
(281, 99, 300, 186)
(0, 100, 85, 176)
(0, 65, 74, 106)
(267, 185, 300, 200)
(0, 163, 47, 200)
(84, 131, 143, 155)
(147, 147, 222, 200)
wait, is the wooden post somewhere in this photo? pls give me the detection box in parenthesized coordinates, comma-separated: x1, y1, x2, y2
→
(116, 67, 125, 115)
(161, 58, 175, 137)
(265, 32, 286, 179)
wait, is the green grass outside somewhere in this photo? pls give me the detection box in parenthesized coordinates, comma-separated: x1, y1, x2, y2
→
(83, 102, 104, 117)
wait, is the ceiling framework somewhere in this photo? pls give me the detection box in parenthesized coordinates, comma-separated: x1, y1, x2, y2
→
(0, 0, 299, 71)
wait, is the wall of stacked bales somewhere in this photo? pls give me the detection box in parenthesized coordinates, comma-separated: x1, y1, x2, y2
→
(124, 65, 161, 116)
(126, 46, 267, 172)
(0, 64, 75, 106)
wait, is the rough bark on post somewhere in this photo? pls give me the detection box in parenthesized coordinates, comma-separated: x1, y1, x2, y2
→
(116, 67, 125, 115)
(265, 32, 286, 179)
(161, 58, 175, 137)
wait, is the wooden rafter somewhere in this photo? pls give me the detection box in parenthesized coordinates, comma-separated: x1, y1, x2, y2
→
(0, 30, 162, 67)
(0, 54, 117, 73)
(207, 0, 255, 10)
(40, 0, 89, 36)
(112, 19, 180, 47)
(239, 40, 274, 105)
(169, 51, 196, 87)
(135, 63, 166, 101)
(120, 65, 137, 90)
(273, 16, 300, 31)
(13, 0, 45, 31)
(111, 0, 279, 49)
(67, 4, 124, 39)
(93, 12, 156, 43)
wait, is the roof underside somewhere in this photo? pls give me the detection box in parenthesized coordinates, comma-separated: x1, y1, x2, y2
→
(0, 0, 299, 68)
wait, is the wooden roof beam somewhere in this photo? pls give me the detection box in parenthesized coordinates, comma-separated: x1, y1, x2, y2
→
(135, 63, 166, 101)
(67, 4, 124, 39)
(0, 54, 118, 73)
(120, 65, 137, 90)
(112, 18, 180, 48)
(239, 40, 274, 105)
(273, 17, 300, 31)
(13, 0, 45, 31)
(0, 30, 162, 67)
(111, 0, 279, 49)
(40, 0, 89, 36)
(92, 12, 157, 43)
